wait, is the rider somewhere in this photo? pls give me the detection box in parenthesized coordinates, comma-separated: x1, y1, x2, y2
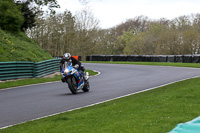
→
(60, 53, 86, 82)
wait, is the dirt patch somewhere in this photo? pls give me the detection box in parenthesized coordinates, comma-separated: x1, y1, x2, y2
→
(43, 72, 61, 78)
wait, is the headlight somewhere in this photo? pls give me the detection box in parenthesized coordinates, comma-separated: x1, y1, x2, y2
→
(64, 69, 70, 74)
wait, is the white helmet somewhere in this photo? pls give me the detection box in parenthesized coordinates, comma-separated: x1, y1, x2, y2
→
(63, 53, 71, 60)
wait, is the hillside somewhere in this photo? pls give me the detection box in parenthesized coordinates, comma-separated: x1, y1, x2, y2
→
(0, 29, 53, 62)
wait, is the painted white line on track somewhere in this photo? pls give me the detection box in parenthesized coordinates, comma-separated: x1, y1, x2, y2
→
(1, 74, 199, 130)
(90, 70, 101, 77)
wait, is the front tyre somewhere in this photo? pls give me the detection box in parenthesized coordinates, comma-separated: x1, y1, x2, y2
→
(67, 77, 78, 94)
(82, 80, 90, 92)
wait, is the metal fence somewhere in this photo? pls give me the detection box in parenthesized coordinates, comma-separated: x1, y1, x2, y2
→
(0, 59, 61, 81)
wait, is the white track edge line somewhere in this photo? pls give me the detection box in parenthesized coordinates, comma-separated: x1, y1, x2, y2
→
(1, 75, 199, 130)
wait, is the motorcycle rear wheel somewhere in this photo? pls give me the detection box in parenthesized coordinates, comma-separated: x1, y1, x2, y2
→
(67, 77, 78, 94)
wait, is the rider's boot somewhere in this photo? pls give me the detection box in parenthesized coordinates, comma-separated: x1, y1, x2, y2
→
(84, 72, 89, 81)
(80, 71, 87, 81)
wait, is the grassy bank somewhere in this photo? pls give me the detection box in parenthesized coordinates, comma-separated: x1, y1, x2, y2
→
(0, 70, 98, 89)
(0, 29, 53, 62)
(1, 77, 200, 132)
(83, 61, 200, 68)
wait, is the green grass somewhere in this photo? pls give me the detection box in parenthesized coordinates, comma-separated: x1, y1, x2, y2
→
(0, 70, 98, 89)
(85, 69, 98, 76)
(1, 77, 200, 133)
(83, 61, 200, 68)
(0, 28, 53, 62)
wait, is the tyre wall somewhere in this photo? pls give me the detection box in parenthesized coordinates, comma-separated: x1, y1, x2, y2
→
(86, 55, 200, 63)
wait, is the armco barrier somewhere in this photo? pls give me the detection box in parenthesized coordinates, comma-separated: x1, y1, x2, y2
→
(86, 55, 200, 63)
(0, 59, 61, 81)
(0, 62, 34, 80)
(33, 59, 61, 78)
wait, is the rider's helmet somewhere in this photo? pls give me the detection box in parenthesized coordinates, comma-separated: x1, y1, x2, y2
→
(63, 53, 71, 60)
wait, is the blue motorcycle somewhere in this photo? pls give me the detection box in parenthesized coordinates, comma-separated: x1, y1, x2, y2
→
(61, 61, 90, 94)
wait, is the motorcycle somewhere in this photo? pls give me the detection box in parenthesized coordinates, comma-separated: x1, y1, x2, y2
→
(61, 61, 90, 94)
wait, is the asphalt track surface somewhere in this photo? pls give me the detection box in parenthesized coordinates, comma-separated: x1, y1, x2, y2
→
(1, 63, 200, 129)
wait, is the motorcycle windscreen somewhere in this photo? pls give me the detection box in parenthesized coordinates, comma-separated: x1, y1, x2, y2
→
(64, 61, 72, 68)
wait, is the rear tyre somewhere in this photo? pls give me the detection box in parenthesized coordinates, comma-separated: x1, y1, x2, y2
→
(82, 80, 90, 92)
(67, 77, 78, 94)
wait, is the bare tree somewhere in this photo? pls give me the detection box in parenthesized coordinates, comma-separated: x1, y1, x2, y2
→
(74, 8, 100, 57)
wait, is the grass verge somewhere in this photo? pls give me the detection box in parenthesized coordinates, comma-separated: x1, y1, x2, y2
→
(1, 77, 200, 132)
(0, 70, 98, 90)
(83, 61, 200, 68)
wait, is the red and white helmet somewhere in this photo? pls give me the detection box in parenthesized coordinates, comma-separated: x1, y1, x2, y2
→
(63, 53, 71, 60)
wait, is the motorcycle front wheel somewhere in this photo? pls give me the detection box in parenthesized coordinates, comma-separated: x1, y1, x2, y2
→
(67, 77, 78, 94)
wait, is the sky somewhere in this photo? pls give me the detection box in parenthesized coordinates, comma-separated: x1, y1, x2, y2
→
(55, 0, 200, 29)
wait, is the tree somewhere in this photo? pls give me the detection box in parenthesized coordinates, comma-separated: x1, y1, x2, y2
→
(0, 0, 24, 32)
(16, 1, 36, 32)
(123, 32, 144, 55)
(27, 10, 77, 56)
(15, 0, 60, 32)
(15, 0, 60, 13)
(27, 8, 101, 58)
(115, 16, 151, 36)
(74, 8, 100, 57)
